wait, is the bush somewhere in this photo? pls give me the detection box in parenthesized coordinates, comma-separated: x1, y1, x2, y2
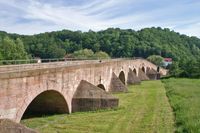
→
(94, 51, 110, 59)
(73, 49, 94, 59)
(73, 49, 110, 59)
(147, 55, 164, 66)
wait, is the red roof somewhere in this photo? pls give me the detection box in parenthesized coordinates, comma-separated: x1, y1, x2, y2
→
(164, 58, 172, 62)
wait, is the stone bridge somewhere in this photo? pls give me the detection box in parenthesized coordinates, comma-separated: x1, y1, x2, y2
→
(0, 59, 167, 122)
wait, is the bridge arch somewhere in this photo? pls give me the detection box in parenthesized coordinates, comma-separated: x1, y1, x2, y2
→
(157, 66, 160, 73)
(141, 66, 146, 73)
(97, 84, 106, 91)
(20, 90, 69, 120)
(119, 71, 126, 85)
(133, 68, 137, 74)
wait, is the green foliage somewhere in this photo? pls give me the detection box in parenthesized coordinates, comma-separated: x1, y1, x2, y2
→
(147, 55, 164, 66)
(1, 27, 200, 76)
(169, 59, 200, 78)
(94, 51, 110, 59)
(15, 38, 29, 59)
(46, 44, 66, 58)
(169, 62, 183, 77)
(73, 49, 110, 59)
(0, 52, 3, 60)
(163, 78, 200, 133)
(0, 52, 3, 65)
(73, 49, 94, 59)
(179, 59, 200, 78)
(2, 27, 200, 61)
(0, 36, 29, 61)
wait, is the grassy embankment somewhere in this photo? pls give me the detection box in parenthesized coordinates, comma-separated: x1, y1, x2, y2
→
(22, 81, 174, 133)
(163, 78, 200, 133)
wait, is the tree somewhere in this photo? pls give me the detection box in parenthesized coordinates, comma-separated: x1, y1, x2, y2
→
(0, 52, 3, 65)
(94, 51, 110, 59)
(15, 38, 29, 59)
(0, 37, 29, 60)
(147, 55, 164, 66)
(73, 49, 94, 59)
(73, 49, 110, 59)
(179, 59, 200, 78)
(0, 52, 2, 60)
(47, 44, 66, 58)
(169, 62, 183, 77)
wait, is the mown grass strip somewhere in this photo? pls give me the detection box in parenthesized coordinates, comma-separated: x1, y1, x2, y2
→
(22, 80, 174, 133)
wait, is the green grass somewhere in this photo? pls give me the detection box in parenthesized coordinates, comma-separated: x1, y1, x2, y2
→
(162, 78, 200, 133)
(21, 81, 174, 133)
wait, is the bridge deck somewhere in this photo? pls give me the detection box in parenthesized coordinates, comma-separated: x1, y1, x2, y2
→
(0, 59, 126, 74)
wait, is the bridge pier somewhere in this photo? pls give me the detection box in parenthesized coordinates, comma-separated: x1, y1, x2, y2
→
(127, 68, 141, 85)
(72, 80, 119, 112)
(138, 68, 150, 81)
(110, 72, 128, 92)
(146, 68, 160, 80)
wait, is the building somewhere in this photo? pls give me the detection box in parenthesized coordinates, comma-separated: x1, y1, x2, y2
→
(163, 58, 172, 67)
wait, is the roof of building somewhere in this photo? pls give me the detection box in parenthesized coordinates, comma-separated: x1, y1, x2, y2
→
(164, 58, 172, 62)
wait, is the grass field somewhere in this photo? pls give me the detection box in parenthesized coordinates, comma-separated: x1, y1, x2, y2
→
(22, 81, 174, 133)
(162, 78, 200, 133)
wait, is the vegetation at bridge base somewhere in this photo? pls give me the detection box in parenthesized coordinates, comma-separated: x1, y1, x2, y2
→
(162, 78, 200, 133)
(21, 81, 174, 133)
(168, 58, 200, 78)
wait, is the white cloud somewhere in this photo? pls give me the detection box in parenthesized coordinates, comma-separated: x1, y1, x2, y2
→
(175, 22, 200, 37)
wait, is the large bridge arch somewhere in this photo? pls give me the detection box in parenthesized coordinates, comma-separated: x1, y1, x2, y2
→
(17, 89, 69, 122)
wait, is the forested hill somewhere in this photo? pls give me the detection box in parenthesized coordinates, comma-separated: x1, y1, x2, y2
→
(0, 27, 200, 62)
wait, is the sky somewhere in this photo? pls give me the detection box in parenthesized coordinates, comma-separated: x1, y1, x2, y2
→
(0, 0, 200, 37)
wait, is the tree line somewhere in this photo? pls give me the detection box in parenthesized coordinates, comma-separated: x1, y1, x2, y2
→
(0, 27, 200, 77)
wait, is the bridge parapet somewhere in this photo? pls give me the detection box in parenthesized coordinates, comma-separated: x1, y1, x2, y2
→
(0, 59, 127, 74)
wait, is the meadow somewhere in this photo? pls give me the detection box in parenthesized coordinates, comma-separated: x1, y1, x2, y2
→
(162, 78, 200, 133)
(22, 81, 174, 133)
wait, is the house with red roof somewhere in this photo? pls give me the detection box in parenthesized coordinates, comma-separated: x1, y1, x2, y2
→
(163, 58, 172, 67)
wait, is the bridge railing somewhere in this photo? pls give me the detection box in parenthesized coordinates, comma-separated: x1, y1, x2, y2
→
(0, 58, 91, 65)
(0, 57, 144, 66)
(0, 57, 144, 73)
(0, 60, 99, 73)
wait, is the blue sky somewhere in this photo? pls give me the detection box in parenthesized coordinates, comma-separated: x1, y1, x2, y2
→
(0, 0, 200, 37)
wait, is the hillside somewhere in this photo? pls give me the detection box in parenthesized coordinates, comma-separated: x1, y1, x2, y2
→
(0, 27, 200, 61)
